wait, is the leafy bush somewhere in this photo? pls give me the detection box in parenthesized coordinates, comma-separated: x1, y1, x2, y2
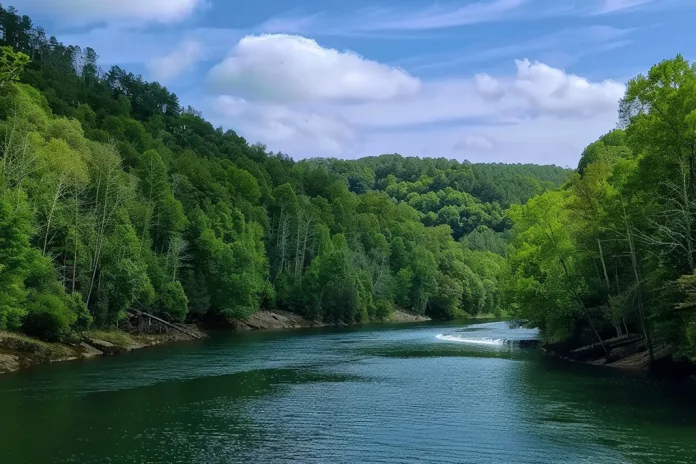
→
(157, 281, 188, 323)
(375, 298, 393, 321)
(22, 294, 77, 342)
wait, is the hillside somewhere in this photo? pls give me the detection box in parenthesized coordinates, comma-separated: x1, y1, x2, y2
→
(0, 4, 568, 342)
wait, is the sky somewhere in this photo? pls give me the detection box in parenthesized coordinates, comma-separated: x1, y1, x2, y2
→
(9, 0, 696, 167)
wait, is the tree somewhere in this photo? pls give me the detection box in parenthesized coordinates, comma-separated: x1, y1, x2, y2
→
(0, 46, 29, 90)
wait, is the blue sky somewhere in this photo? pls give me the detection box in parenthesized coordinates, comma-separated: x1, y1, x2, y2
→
(10, 0, 695, 167)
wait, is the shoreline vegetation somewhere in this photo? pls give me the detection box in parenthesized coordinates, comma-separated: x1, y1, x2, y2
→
(0, 309, 430, 375)
(504, 56, 696, 375)
(0, 4, 566, 369)
(1, 2, 696, 383)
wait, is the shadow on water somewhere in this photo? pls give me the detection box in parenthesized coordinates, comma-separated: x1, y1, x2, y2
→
(516, 352, 696, 463)
(359, 343, 541, 361)
(0, 368, 362, 464)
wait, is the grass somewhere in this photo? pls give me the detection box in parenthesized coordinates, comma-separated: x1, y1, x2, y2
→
(82, 330, 136, 348)
(0, 330, 75, 359)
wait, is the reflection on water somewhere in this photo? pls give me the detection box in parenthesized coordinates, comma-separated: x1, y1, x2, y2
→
(1, 321, 695, 463)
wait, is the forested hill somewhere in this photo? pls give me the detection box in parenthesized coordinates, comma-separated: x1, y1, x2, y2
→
(505, 56, 696, 364)
(0, 4, 567, 342)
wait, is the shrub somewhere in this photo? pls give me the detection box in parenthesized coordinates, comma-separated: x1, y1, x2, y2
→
(157, 281, 188, 322)
(22, 294, 77, 342)
(375, 298, 393, 321)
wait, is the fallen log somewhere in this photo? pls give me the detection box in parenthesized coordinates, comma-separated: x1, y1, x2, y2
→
(570, 334, 641, 359)
(127, 310, 203, 340)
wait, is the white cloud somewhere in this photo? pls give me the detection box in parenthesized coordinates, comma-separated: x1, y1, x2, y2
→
(12, 0, 205, 25)
(261, 0, 528, 35)
(366, 0, 528, 31)
(512, 59, 625, 118)
(147, 40, 203, 81)
(212, 96, 356, 156)
(403, 25, 631, 72)
(357, 113, 617, 166)
(203, 36, 624, 166)
(330, 60, 622, 129)
(259, 0, 686, 38)
(61, 27, 243, 67)
(335, 79, 515, 129)
(207, 34, 421, 103)
(475, 74, 505, 101)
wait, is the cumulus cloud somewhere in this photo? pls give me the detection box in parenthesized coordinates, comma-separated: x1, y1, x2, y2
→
(327, 60, 622, 130)
(12, 0, 205, 25)
(211, 96, 356, 156)
(475, 73, 505, 101)
(147, 40, 203, 81)
(204, 40, 624, 166)
(511, 58, 625, 118)
(207, 34, 421, 103)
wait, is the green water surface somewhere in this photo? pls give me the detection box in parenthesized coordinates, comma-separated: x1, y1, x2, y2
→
(1, 321, 695, 463)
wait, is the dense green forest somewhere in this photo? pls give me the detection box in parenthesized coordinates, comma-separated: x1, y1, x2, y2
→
(2, 3, 695, 366)
(0, 5, 569, 342)
(505, 56, 696, 362)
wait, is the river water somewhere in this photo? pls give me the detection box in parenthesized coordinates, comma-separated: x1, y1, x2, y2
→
(1, 321, 695, 463)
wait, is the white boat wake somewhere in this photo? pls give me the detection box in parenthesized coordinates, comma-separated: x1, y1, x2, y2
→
(436, 334, 504, 345)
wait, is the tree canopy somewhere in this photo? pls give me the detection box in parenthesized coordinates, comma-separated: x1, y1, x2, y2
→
(0, 4, 569, 341)
(506, 55, 696, 362)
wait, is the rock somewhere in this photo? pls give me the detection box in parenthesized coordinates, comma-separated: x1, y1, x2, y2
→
(79, 342, 103, 357)
(390, 309, 431, 322)
(84, 338, 126, 355)
(242, 310, 323, 330)
(0, 353, 20, 373)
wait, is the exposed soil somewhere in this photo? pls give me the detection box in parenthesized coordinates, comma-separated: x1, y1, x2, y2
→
(1, 309, 431, 375)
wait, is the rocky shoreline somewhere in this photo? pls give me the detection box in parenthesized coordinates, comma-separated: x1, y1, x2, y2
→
(0, 328, 205, 375)
(0, 309, 430, 375)
(233, 308, 430, 330)
(540, 333, 694, 379)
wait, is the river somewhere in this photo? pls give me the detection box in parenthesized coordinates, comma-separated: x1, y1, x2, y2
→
(1, 320, 695, 463)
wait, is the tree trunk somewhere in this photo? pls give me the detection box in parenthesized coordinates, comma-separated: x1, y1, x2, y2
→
(624, 208, 655, 363)
(42, 178, 65, 256)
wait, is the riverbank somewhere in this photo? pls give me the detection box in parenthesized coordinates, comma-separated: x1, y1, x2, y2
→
(233, 308, 430, 330)
(0, 309, 431, 375)
(540, 332, 696, 380)
(0, 328, 205, 375)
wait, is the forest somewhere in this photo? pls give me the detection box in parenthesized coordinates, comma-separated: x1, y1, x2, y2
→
(4, 3, 694, 367)
(0, 4, 568, 343)
(505, 56, 696, 362)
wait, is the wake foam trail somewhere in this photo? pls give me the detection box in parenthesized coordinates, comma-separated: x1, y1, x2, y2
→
(436, 334, 505, 346)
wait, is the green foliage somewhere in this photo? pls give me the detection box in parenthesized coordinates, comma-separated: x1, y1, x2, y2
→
(0, 5, 569, 343)
(156, 281, 188, 323)
(502, 56, 696, 360)
(0, 193, 32, 330)
(506, 191, 583, 342)
(0, 45, 29, 90)
(22, 293, 77, 342)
